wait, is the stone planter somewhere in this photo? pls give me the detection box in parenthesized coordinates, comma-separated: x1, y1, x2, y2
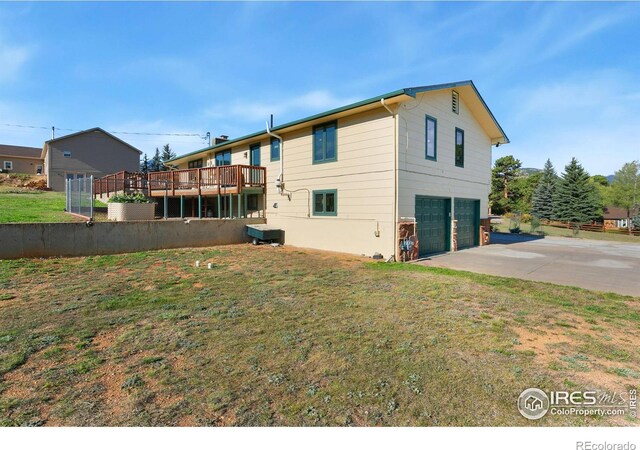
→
(107, 202, 155, 221)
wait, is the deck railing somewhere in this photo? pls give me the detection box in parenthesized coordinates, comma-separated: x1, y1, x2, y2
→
(94, 165, 266, 198)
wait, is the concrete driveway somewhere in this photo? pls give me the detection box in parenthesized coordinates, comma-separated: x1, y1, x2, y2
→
(417, 233, 640, 296)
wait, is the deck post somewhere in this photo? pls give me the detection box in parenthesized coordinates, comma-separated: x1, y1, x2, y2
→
(180, 195, 184, 218)
(198, 195, 202, 219)
(217, 194, 221, 219)
(229, 194, 233, 219)
(238, 193, 242, 219)
(163, 184, 168, 220)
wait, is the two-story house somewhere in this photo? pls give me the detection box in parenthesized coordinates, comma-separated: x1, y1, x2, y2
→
(163, 80, 509, 259)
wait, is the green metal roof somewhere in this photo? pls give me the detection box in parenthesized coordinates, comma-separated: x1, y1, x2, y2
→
(168, 80, 508, 163)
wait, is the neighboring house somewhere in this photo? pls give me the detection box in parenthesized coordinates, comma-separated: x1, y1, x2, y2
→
(43, 127, 142, 191)
(603, 206, 639, 229)
(0, 144, 44, 175)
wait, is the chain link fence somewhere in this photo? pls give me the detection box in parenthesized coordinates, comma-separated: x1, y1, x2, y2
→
(66, 175, 94, 220)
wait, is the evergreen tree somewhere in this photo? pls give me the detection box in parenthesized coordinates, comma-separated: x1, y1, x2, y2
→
(140, 153, 149, 174)
(150, 147, 162, 172)
(553, 158, 600, 226)
(531, 159, 557, 220)
(490, 155, 522, 214)
(161, 143, 176, 163)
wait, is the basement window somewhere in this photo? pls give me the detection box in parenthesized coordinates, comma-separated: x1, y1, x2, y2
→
(313, 189, 337, 216)
(452, 90, 459, 114)
(3, 161, 12, 170)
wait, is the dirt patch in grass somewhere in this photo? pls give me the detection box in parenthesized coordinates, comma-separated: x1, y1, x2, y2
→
(1, 245, 638, 426)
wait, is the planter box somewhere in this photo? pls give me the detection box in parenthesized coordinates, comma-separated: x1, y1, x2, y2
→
(108, 203, 155, 221)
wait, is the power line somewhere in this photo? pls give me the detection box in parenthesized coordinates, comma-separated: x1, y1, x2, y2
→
(1, 123, 206, 138)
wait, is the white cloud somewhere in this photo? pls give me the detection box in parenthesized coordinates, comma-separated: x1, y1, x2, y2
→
(204, 89, 360, 123)
(0, 36, 33, 83)
(502, 71, 640, 175)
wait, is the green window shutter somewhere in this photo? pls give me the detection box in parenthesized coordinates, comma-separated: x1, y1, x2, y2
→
(312, 121, 337, 164)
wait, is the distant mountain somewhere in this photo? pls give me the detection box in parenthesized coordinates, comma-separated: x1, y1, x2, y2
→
(607, 175, 615, 184)
(520, 167, 542, 176)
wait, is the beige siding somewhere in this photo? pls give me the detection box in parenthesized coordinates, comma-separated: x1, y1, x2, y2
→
(2, 157, 43, 175)
(181, 108, 397, 257)
(397, 89, 492, 220)
(46, 131, 140, 191)
(266, 108, 395, 257)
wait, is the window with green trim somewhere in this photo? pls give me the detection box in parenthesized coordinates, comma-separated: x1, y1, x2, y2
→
(270, 138, 280, 162)
(313, 121, 337, 164)
(455, 127, 464, 168)
(215, 150, 231, 166)
(313, 189, 337, 216)
(188, 158, 203, 169)
(425, 115, 437, 161)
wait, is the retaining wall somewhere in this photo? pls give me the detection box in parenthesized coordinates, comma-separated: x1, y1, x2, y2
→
(0, 218, 265, 259)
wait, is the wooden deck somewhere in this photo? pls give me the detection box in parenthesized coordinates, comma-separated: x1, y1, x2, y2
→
(94, 165, 266, 199)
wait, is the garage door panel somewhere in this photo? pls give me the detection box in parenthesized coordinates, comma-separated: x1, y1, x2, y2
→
(416, 196, 450, 256)
(455, 199, 480, 249)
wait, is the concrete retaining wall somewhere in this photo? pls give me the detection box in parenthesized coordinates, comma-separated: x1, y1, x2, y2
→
(0, 218, 265, 259)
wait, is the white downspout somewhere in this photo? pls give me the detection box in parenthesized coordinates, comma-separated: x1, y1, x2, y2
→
(381, 98, 398, 261)
(266, 121, 284, 195)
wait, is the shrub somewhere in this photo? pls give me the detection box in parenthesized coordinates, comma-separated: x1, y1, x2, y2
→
(108, 193, 152, 204)
(521, 214, 532, 224)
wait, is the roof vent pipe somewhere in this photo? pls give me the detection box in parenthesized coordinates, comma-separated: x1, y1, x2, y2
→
(266, 121, 284, 195)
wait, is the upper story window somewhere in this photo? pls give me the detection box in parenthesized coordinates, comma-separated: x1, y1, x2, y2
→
(425, 115, 437, 161)
(188, 159, 203, 169)
(452, 90, 459, 114)
(63, 151, 71, 158)
(455, 128, 464, 168)
(270, 138, 280, 162)
(313, 121, 337, 164)
(250, 143, 261, 166)
(215, 149, 231, 166)
(313, 189, 337, 216)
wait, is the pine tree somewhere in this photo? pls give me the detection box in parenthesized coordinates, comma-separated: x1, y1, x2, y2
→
(160, 143, 176, 163)
(140, 153, 149, 174)
(531, 159, 557, 221)
(553, 158, 600, 226)
(150, 147, 162, 172)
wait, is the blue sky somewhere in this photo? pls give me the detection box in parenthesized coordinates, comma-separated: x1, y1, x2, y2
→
(1, 1, 639, 175)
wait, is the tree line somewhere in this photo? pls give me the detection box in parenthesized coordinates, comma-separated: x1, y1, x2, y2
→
(491, 156, 640, 231)
(139, 144, 176, 174)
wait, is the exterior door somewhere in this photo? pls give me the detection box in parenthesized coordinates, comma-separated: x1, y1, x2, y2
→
(416, 196, 451, 256)
(454, 198, 480, 249)
(249, 144, 261, 184)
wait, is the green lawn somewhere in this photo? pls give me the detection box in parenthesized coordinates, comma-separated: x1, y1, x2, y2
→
(1, 245, 638, 426)
(0, 187, 106, 223)
(494, 220, 640, 243)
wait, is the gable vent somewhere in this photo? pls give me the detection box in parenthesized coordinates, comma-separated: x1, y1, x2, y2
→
(452, 90, 459, 114)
